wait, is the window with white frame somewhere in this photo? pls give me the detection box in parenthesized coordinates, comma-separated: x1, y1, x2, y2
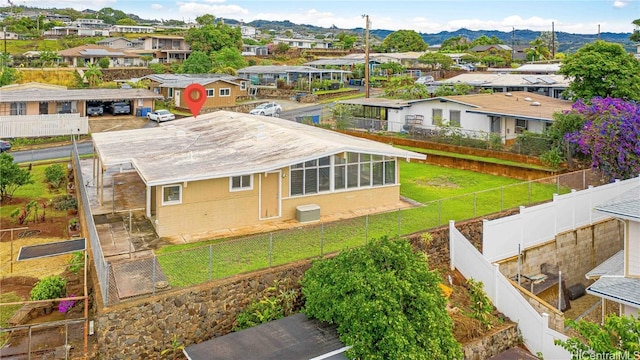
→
(432, 108, 443, 125)
(291, 153, 396, 197)
(516, 119, 528, 133)
(162, 184, 182, 205)
(449, 110, 461, 126)
(230, 175, 252, 191)
(10, 102, 27, 115)
(219, 88, 230, 96)
(206, 89, 215, 97)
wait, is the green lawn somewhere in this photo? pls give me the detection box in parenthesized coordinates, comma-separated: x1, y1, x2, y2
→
(156, 161, 570, 288)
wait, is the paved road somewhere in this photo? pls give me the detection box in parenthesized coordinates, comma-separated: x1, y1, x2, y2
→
(10, 141, 94, 163)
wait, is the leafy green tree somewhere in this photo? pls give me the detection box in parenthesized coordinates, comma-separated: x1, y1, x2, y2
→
(440, 35, 471, 51)
(558, 41, 640, 101)
(380, 30, 427, 53)
(479, 54, 506, 67)
(418, 52, 454, 70)
(96, 7, 129, 24)
(97, 57, 110, 69)
(39, 50, 60, 67)
(630, 19, 640, 42)
(378, 61, 405, 78)
(542, 111, 586, 168)
(177, 51, 212, 74)
(0, 67, 17, 86)
(555, 314, 640, 358)
(526, 37, 551, 61)
(383, 75, 432, 99)
(272, 42, 290, 55)
(185, 21, 243, 55)
(434, 83, 473, 96)
(115, 18, 137, 26)
(44, 164, 66, 189)
(211, 47, 246, 72)
(195, 14, 216, 26)
(0, 152, 34, 202)
(302, 237, 463, 360)
(335, 32, 357, 50)
(471, 35, 503, 47)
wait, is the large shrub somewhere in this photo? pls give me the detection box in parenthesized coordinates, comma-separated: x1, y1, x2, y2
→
(44, 163, 66, 189)
(30, 275, 66, 301)
(301, 236, 463, 360)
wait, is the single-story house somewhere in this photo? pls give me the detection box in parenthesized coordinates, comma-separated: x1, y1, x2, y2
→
(90, 111, 425, 237)
(0, 82, 161, 117)
(58, 44, 143, 67)
(585, 185, 640, 317)
(139, 74, 250, 109)
(437, 73, 570, 99)
(237, 65, 351, 88)
(272, 37, 333, 49)
(340, 91, 572, 144)
(96, 37, 144, 50)
(487, 63, 561, 74)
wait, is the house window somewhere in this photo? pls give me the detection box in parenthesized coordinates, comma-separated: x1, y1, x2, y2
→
(449, 110, 461, 126)
(516, 119, 528, 133)
(290, 156, 331, 196)
(219, 88, 230, 97)
(162, 184, 182, 205)
(333, 153, 396, 192)
(240, 81, 247, 91)
(206, 89, 215, 97)
(432, 108, 443, 125)
(230, 175, 252, 191)
(10, 102, 27, 115)
(168, 88, 174, 98)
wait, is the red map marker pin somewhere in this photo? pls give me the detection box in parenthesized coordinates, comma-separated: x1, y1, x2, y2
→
(184, 83, 206, 118)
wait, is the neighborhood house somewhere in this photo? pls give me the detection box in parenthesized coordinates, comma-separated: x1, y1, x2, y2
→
(90, 111, 426, 237)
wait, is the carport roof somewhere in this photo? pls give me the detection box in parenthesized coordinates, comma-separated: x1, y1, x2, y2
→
(91, 110, 426, 186)
(183, 313, 349, 360)
(0, 88, 163, 103)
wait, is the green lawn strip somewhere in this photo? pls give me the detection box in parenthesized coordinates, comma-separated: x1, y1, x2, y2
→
(156, 162, 568, 288)
(396, 145, 554, 171)
(0, 292, 22, 328)
(0, 164, 70, 220)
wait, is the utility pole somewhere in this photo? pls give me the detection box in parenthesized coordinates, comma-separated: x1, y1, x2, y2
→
(363, 14, 370, 98)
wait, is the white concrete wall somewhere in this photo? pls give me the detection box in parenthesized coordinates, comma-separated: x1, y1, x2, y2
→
(628, 221, 640, 277)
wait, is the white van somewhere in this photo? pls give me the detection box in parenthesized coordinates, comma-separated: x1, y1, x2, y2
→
(415, 76, 435, 85)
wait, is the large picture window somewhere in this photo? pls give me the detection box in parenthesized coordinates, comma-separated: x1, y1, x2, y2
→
(230, 175, 252, 191)
(449, 110, 461, 126)
(10, 102, 27, 115)
(162, 184, 182, 205)
(291, 153, 396, 197)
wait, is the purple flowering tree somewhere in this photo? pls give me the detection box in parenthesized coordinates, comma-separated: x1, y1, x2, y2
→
(564, 97, 640, 182)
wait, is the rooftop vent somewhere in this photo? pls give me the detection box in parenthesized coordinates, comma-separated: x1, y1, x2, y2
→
(530, 101, 542, 106)
(505, 92, 513, 97)
(524, 97, 532, 101)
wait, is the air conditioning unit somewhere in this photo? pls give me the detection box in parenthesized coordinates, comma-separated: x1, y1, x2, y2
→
(296, 204, 320, 223)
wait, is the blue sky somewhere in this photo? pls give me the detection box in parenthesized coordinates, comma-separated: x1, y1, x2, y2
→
(16, 0, 640, 33)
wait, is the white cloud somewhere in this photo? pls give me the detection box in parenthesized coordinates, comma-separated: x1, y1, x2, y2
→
(177, 2, 249, 20)
(151, 4, 164, 10)
(18, 0, 116, 9)
(613, 0, 629, 8)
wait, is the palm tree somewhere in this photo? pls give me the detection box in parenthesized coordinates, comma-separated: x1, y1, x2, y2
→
(83, 64, 103, 88)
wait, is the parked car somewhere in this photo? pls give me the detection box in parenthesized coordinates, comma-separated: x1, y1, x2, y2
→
(249, 102, 282, 116)
(0, 140, 11, 153)
(87, 103, 104, 116)
(108, 102, 131, 115)
(147, 109, 176, 123)
(415, 76, 435, 85)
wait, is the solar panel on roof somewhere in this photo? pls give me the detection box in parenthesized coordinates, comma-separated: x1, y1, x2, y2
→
(523, 76, 540, 84)
(538, 76, 557, 84)
(81, 49, 124, 56)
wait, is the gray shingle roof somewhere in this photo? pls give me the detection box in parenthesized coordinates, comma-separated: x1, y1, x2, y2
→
(585, 250, 623, 279)
(594, 185, 640, 221)
(587, 276, 640, 307)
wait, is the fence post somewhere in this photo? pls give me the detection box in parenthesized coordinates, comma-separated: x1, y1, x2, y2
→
(209, 244, 213, 281)
(269, 233, 273, 267)
(365, 215, 369, 244)
(397, 209, 401, 239)
(448, 220, 455, 271)
(320, 223, 324, 255)
(493, 263, 500, 308)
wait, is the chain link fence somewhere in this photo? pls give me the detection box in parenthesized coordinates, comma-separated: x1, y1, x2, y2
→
(98, 169, 603, 305)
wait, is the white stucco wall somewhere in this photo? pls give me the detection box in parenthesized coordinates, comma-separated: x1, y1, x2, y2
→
(387, 101, 493, 136)
(627, 221, 640, 277)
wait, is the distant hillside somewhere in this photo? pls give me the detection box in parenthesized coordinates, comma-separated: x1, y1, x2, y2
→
(368, 28, 634, 54)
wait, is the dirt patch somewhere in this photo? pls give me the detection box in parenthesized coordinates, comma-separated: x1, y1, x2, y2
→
(414, 176, 461, 188)
(89, 115, 151, 133)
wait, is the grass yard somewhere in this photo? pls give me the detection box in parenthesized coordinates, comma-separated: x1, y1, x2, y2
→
(157, 161, 570, 287)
